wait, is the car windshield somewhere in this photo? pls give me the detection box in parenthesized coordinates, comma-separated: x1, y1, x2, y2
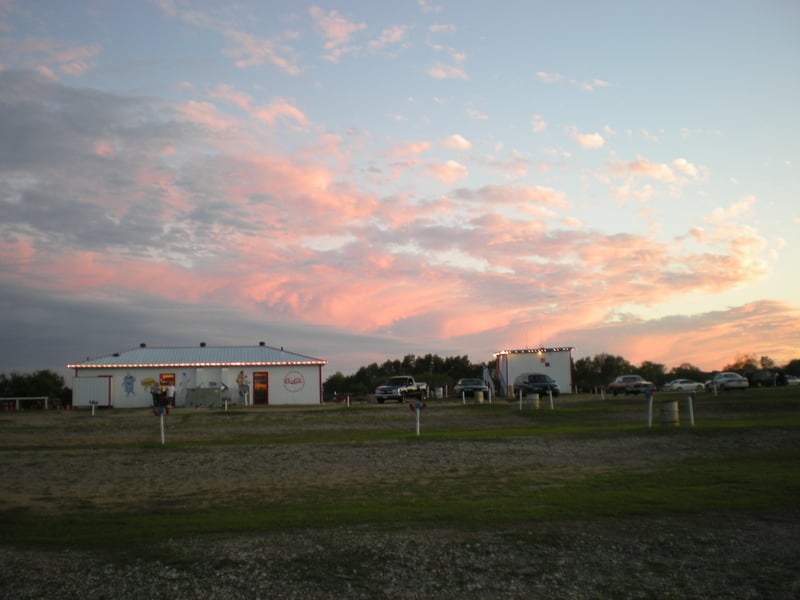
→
(460, 379, 483, 385)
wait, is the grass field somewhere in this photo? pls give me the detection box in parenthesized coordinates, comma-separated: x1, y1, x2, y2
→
(2, 386, 798, 559)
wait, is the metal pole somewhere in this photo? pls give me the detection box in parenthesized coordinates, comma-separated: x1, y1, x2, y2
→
(415, 408, 420, 437)
(160, 413, 166, 445)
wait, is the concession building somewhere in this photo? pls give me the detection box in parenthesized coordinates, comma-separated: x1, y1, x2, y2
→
(68, 342, 327, 408)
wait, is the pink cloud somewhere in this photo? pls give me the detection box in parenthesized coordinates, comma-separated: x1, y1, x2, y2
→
(441, 134, 471, 150)
(223, 30, 301, 74)
(573, 130, 605, 149)
(625, 158, 676, 182)
(428, 159, 468, 183)
(368, 25, 410, 51)
(426, 62, 468, 79)
(309, 6, 367, 61)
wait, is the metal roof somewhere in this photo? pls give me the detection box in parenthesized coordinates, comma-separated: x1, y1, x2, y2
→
(493, 347, 574, 356)
(68, 344, 326, 369)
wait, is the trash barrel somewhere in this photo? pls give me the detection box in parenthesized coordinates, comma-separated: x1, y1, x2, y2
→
(474, 390, 484, 404)
(660, 399, 679, 427)
(527, 393, 540, 409)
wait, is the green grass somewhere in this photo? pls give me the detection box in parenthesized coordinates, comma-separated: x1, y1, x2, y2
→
(2, 446, 798, 555)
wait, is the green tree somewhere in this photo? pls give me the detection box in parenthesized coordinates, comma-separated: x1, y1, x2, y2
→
(667, 362, 708, 382)
(573, 353, 633, 391)
(781, 359, 800, 376)
(0, 370, 71, 407)
(637, 361, 667, 387)
(723, 353, 758, 372)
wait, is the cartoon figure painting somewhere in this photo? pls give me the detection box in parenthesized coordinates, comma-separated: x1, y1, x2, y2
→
(123, 374, 135, 396)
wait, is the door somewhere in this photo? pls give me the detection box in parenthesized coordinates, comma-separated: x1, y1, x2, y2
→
(160, 373, 176, 406)
(252, 372, 269, 405)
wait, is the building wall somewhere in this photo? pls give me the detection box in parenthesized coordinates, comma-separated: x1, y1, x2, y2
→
(73, 365, 322, 408)
(495, 349, 574, 395)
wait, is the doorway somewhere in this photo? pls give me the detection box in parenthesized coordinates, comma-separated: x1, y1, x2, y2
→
(252, 372, 269, 405)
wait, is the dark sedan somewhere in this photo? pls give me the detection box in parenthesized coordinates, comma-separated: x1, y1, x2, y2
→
(454, 378, 489, 396)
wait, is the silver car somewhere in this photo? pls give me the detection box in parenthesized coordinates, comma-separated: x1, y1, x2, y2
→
(708, 372, 749, 391)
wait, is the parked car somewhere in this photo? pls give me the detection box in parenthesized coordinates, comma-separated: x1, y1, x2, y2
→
(745, 370, 776, 387)
(663, 379, 705, 392)
(607, 375, 655, 396)
(706, 372, 749, 391)
(453, 378, 489, 397)
(785, 375, 800, 386)
(513, 373, 560, 397)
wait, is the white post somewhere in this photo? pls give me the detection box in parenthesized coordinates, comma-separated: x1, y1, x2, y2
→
(518, 389, 523, 411)
(600, 388, 605, 400)
(347, 394, 351, 407)
(91, 402, 95, 417)
(415, 407, 421, 437)
(488, 388, 492, 405)
(688, 393, 696, 427)
(647, 392, 653, 428)
(160, 413, 165, 445)
(462, 391, 466, 405)
(224, 398, 229, 412)
(548, 389, 554, 409)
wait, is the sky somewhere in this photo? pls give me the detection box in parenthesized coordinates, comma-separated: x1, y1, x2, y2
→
(1, 0, 799, 381)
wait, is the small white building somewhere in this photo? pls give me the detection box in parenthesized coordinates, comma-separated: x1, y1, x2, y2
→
(68, 342, 327, 408)
(493, 347, 575, 395)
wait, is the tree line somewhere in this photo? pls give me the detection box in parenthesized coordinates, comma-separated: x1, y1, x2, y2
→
(572, 352, 800, 392)
(323, 354, 482, 400)
(0, 370, 72, 406)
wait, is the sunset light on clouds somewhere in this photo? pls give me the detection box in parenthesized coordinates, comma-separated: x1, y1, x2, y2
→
(1, 1, 798, 379)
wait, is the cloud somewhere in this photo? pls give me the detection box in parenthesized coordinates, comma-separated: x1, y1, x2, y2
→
(222, 30, 301, 74)
(531, 114, 546, 134)
(427, 159, 468, 183)
(573, 130, 605, 149)
(442, 134, 472, 150)
(153, 1, 301, 74)
(428, 24, 455, 33)
(0, 69, 793, 383)
(426, 62, 468, 79)
(368, 25, 410, 52)
(418, 0, 443, 13)
(707, 195, 756, 223)
(309, 5, 367, 61)
(537, 71, 611, 91)
(536, 71, 562, 84)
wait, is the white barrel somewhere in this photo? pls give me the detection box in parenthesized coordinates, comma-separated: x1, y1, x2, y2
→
(527, 393, 540, 409)
(474, 390, 484, 404)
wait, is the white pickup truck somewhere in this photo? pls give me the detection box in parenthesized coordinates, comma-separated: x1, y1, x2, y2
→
(374, 376, 428, 404)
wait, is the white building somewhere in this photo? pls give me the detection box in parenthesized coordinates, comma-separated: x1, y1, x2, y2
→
(68, 342, 327, 408)
(493, 347, 575, 395)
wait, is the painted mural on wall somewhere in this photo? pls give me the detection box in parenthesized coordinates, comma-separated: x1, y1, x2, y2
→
(284, 371, 304, 392)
